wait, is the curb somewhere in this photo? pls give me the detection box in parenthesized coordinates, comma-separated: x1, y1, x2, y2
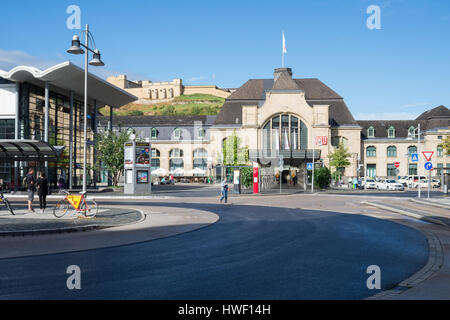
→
(366, 230, 444, 300)
(0, 208, 146, 237)
(363, 201, 447, 227)
(410, 198, 450, 210)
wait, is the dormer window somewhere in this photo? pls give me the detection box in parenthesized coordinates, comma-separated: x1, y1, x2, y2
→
(151, 128, 158, 140)
(408, 126, 416, 138)
(197, 128, 206, 139)
(174, 128, 181, 139)
(367, 126, 375, 138)
(388, 126, 396, 138)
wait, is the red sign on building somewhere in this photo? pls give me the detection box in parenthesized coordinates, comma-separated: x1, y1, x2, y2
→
(315, 136, 328, 146)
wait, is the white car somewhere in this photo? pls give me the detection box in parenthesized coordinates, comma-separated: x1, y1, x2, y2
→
(397, 176, 409, 187)
(408, 176, 427, 188)
(377, 179, 405, 191)
(416, 179, 441, 189)
(362, 178, 377, 189)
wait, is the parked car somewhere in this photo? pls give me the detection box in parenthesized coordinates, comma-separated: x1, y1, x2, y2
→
(416, 179, 441, 189)
(362, 178, 377, 189)
(377, 179, 405, 191)
(408, 175, 427, 188)
(397, 176, 409, 187)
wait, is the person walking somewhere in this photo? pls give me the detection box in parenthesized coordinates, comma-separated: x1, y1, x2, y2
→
(220, 178, 229, 204)
(25, 168, 36, 212)
(36, 172, 48, 214)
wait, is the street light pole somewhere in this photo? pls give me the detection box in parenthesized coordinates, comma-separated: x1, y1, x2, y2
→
(83, 24, 89, 193)
(67, 25, 105, 193)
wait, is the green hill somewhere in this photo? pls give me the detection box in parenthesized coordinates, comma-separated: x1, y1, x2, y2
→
(100, 94, 225, 117)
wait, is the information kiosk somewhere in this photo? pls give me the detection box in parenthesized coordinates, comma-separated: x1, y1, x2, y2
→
(124, 140, 152, 194)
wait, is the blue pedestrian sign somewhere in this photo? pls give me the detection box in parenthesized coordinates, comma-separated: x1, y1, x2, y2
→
(307, 163, 313, 171)
(411, 153, 419, 162)
(424, 162, 433, 171)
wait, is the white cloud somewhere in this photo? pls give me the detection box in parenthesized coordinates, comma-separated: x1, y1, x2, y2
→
(0, 48, 145, 81)
(400, 102, 431, 109)
(186, 76, 207, 83)
(0, 49, 60, 71)
(355, 111, 420, 120)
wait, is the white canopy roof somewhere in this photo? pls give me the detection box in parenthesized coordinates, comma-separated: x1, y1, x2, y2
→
(0, 61, 137, 107)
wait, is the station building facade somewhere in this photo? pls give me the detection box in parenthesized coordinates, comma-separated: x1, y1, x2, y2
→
(101, 67, 449, 189)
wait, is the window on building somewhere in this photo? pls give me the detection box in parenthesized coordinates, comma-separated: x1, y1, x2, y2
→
(262, 114, 306, 151)
(170, 148, 183, 158)
(151, 148, 160, 158)
(151, 128, 158, 140)
(437, 163, 444, 175)
(0, 119, 15, 139)
(193, 149, 208, 176)
(197, 128, 206, 139)
(437, 147, 443, 157)
(408, 126, 416, 138)
(366, 146, 376, 157)
(408, 146, 418, 156)
(367, 126, 375, 138)
(408, 164, 418, 175)
(387, 146, 397, 157)
(367, 164, 376, 178)
(387, 164, 396, 177)
(388, 126, 396, 138)
(173, 128, 181, 139)
(169, 159, 184, 174)
(331, 136, 341, 148)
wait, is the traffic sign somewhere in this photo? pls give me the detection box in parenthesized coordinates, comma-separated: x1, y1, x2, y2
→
(422, 151, 434, 161)
(394, 162, 400, 168)
(307, 163, 313, 171)
(411, 153, 419, 162)
(424, 162, 433, 171)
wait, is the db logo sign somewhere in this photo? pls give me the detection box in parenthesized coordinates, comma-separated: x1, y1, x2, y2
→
(315, 136, 328, 146)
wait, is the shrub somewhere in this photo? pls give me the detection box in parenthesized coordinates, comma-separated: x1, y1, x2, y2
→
(314, 167, 331, 189)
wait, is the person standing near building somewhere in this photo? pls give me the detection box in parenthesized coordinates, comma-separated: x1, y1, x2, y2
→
(36, 172, 48, 214)
(220, 178, 229, 204)
(26, 168, 36, 212)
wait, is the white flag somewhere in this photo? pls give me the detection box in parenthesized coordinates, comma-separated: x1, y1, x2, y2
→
(282, 32, 287, 54)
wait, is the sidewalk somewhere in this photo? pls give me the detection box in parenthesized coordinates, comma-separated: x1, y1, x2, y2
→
(0, 205, 219, 259)
(364, 197, 450, 227)
(0, 206, 144, 236)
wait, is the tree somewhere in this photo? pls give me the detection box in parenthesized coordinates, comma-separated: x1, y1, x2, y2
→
(94, 129, 130, 186)
(222, 131, 251, 187)
(329, 142, 351, 182)
(314, 167, 331, 189)
(439, 136, 450, 155)
(222, 131, 249, 166)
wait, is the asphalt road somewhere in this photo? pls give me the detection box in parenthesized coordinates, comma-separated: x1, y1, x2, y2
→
(0, 199, 428, 300)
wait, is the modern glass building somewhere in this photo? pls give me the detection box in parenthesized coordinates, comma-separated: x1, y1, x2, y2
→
(0, 62, 137, 189)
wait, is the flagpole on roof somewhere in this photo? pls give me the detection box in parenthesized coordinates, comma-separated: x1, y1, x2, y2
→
(282, 31, 287, 67)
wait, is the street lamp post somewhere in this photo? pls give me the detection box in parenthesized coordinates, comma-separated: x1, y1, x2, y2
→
(67, 24, 105, 193)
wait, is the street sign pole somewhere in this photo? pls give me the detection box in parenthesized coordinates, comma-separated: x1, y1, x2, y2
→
(418, 123, 421, 199)
(312, 138, 315, 193)
(428, 168, 431, 199)
(279, 154, 283, 194)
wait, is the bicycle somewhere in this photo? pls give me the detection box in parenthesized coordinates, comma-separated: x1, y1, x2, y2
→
(53, 190, 98, 218)
(0, 190, 14, 215)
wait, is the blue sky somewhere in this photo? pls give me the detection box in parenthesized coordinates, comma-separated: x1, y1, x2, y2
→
(1, 0, 450, 120)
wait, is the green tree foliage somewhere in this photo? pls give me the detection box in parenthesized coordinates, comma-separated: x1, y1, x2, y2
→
(222, 132, 249, 166)
(94, 129, 130, 186)
(329, 142, 351, 181)
(222, 131, 252, 187)
(314, 167, 331, 189)
(439, 136, 450, 155)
